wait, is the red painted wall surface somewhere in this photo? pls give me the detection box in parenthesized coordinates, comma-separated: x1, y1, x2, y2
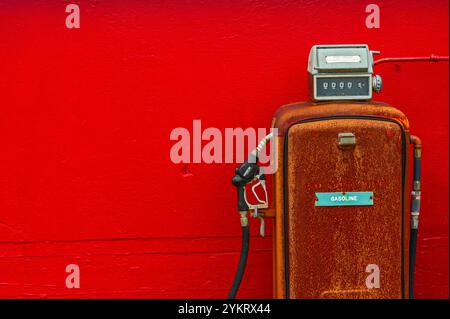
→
(0, 0, 448, 298)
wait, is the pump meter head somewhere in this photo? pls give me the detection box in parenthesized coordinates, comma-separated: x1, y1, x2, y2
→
(308, 44, 382, 101)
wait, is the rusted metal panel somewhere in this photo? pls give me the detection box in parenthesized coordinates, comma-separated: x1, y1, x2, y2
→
(273, 101, 410, 136)
(272, 102, 411, 299)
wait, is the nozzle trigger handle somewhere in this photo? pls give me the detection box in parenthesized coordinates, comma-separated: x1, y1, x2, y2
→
(232, 174, 250, 211)
(236, 185, 249, 212)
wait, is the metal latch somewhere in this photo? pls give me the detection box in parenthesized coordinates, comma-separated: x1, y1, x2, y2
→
(338, 132, 356, 148)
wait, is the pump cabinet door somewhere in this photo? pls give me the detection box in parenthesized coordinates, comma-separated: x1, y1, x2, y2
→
(284, 117, 406, 299)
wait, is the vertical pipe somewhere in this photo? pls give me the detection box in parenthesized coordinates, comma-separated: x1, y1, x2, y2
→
(409, 135, 422, 299)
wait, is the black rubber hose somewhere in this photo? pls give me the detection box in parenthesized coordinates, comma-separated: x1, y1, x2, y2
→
(414, 157, 421, 182)
(409, 228, 418, 299)
(228, 225, 250, 299)
(409, 141, 421, 299)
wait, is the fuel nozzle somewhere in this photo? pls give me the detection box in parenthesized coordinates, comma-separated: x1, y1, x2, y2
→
(232, 133, 273, 215)
(232, 153, 259, 213)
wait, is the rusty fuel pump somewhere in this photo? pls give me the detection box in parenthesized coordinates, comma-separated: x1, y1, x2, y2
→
(228, 44, 431, 299)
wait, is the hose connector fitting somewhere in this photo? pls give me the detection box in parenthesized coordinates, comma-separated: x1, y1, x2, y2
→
(411, 212, 420, 230)
(240, 211, 248, 227)
(411, 190, 421, 230)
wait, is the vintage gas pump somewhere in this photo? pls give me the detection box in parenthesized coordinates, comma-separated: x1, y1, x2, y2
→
(229, 44, 424, 299)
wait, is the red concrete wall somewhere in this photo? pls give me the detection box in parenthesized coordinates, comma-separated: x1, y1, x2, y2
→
(0, 0, 448, 298)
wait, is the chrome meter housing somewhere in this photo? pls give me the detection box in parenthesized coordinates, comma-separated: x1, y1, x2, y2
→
(308, 44, 381, 101)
